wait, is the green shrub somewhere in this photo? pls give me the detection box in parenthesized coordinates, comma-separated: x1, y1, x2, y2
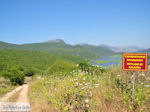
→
(47, 60, 74, 76)
(78, 63, 105, 75)
(79, 62, 89, 72)
(10, 73, 24, 85)
(2, 68, 25, 85)
(24, 69, 34, 76)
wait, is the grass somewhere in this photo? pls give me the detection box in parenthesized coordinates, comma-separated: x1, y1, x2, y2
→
(29, 66, 150, 112)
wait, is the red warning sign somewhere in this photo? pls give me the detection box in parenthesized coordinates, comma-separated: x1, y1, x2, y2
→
(122, 53, 148, 71)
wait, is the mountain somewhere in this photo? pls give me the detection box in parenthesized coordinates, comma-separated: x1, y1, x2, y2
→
(76, 44, 114, 56)
(0, 39, 115, 59)
(107, 46, 144, 53)
(0, 41, 18, 49)
(137, 48, 150, 64)
(43, 39, 66, 44)
(1, 39, 146, 59)
(136, 48, 150, 55)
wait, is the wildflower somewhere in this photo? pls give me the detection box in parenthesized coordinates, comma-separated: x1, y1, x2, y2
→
(38, 76, 41, 79)
(63, 106, 68, 111)
(81, 87, 85, 90)
(83, 78, 86, 81)
(129, 106, 132, 110)
(89, 92, 93, 98)
(145, 85, 150, 87)
(85, 99, 89, 103)
(75, 82, 79, 85)
(79, 83, 83, 86)
(117, 75, 120, 77)
(95, 84, 99, 88)
(74, 79, 77, 81)
(85, 83, 89, 86)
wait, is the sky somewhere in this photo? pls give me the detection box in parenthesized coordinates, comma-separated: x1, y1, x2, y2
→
(0, 0, 150, 48)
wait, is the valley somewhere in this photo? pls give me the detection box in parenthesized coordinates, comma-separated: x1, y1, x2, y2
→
(0, 0, 149, 111)
(0, 40, 150, 112)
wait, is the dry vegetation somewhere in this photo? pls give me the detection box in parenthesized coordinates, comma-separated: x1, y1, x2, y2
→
(29, 65, 150, 112)
(0, 77, 16, 98)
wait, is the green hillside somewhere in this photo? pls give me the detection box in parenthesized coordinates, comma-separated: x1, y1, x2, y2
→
(0, 49, 85, 85)
(19, 42, 100, 59)
(0, 49, 84, 72)
(75, 44, 115, 56)
(0, 40, 115, 59)
(0, 41, 18, 49)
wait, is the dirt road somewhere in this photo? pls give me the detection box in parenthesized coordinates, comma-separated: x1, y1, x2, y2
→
(0, 84, 30, 111)
(0, 84, 29, 102)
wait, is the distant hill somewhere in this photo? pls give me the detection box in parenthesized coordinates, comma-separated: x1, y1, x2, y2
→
(19, 43, 101, 59)
(76, 44, 114, 56)
(43, 39, 66, 44)
(0, 39, 115, 59)
(0, 41, 18, 49)
(105, 45, 144, 53)
(136, 48, 150, 55)
(136, 48, 150, 64)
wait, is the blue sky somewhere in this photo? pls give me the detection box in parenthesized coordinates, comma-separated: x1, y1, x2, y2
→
(0, 0, 150, 48)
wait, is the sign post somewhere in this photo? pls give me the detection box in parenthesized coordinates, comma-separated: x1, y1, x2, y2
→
(122, 53, 148, 97)
(132, 72, 135, 97)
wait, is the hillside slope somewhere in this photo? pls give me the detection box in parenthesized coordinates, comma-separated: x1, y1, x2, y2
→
(0, 40, 115, 59)
(0, 41, 18, 49)
(136, 48, 150, 55)
(0, 49, 85, 73)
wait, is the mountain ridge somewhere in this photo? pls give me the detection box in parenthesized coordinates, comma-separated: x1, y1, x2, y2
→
(43, 39, 66, 44)
(97, 44, 144, 53)
(0, 39, 115, 59)
(0, 39, 147, 59)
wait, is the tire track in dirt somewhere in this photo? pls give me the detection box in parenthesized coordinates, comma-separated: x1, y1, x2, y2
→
(0, 84, 29, 102)
(0, 84, 30, 111)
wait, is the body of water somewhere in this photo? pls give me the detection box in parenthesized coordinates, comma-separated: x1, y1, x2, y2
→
(91, 56, 150, 67)
(90, 56, 122, 67)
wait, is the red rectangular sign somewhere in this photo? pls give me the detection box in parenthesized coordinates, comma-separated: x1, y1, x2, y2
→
(122, 53, 148, 71)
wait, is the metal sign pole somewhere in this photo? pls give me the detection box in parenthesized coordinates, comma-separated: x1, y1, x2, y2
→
(132, 72, 135, 97)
